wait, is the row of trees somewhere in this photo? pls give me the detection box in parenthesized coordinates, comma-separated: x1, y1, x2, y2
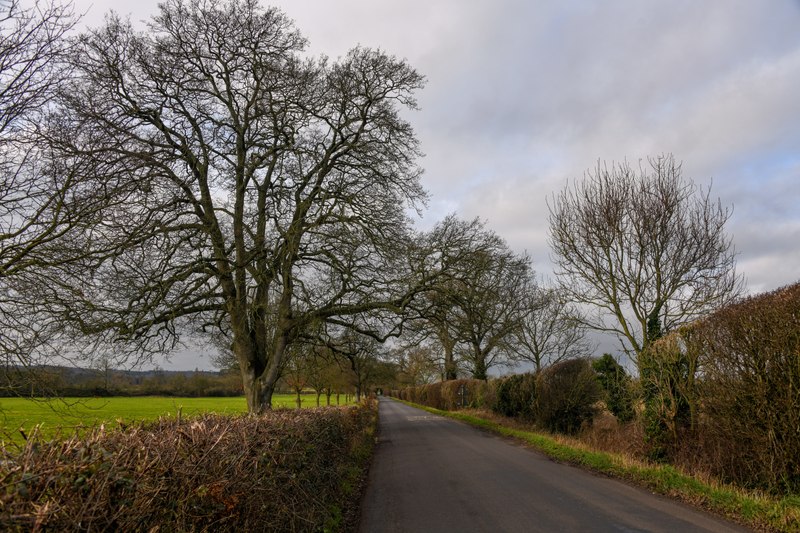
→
(392, 214, 589, 382)
(392, 152, 742, 384)
(0, 365, 243, 397)
(1, 0, 743, 412)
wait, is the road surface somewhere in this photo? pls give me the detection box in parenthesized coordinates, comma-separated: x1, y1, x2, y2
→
(359, 398, 749, 533)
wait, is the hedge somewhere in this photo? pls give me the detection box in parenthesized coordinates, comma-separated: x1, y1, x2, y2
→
(0, 403, 376, 532)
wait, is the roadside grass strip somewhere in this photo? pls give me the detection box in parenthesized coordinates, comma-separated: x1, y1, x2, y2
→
(398, 400, 800, 533)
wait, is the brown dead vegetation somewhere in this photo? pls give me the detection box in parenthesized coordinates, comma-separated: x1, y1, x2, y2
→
(0, 403, 376, 532)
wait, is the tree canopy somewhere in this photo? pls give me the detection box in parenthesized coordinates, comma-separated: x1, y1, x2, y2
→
(40, 0, 430, 411)
(548, 154, 742, 361)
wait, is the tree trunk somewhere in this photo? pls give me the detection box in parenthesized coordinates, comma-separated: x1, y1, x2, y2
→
(295, 390, 302, 409)
(473, 355, 488, 381)
(444, 343, 457, 381)
(236, 324, 288, 413)
(316, 392, 321, 406)
(241, 368, 277, 414)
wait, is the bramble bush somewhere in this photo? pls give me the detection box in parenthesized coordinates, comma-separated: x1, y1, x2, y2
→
(0, 403, 376, 532)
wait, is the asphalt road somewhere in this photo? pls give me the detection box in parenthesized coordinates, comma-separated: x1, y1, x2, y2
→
(358, 398, 749, 533)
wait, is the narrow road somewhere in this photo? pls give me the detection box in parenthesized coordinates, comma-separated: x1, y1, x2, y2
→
(359, 398, 749, 533)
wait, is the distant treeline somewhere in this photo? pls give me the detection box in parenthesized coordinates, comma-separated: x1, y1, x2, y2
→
(0, 365, 243, 398)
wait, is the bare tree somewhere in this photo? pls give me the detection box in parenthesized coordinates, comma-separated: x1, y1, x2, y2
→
(325, 329, 381, 402)
(282, 346, 311, 409)
(45, 0, 429, 411)
(305, 345, 342, 406)
(0, 0, 86, 392)
(394, 344, 439, 386)
(548, 154, 742, 362)
(410, 215, 530, 380)
(513, 284, 592, 373)
(452, 244, 531, 380)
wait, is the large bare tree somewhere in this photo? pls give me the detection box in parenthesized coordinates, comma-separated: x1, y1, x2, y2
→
(451, 243, 530, 380)
(0, 0, 88, 391)
(548, 154, 742, 362)
(47, 0, 429, 411)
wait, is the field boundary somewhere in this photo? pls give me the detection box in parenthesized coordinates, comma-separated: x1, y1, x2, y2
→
(1, 402, 377, 531)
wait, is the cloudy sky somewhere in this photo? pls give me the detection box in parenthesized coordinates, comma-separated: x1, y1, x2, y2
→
(72, 0, 800, 368)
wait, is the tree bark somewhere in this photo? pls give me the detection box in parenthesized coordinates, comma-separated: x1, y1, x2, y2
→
(443, 343, 458, 381)
(472, 355, 488, 381)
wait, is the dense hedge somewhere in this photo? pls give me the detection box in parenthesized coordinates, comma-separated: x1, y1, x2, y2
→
(0, 403, 376, 532)
(493, 373, 537, 419)
(644, 282, 800, 492)
(592, 354, 634, 423)
(391, 379, 490, 411)
(695, 283, 800, 492)
(393, 358, 603, 435)
(536, 358, 603, 434)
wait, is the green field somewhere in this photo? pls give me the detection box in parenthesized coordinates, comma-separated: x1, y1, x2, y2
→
(0, 394, 352, 444)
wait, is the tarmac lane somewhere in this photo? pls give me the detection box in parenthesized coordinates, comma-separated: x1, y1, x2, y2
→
(358, 397, 749, 533)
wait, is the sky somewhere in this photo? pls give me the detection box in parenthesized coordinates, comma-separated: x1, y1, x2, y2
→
(69, 0, 800, 369)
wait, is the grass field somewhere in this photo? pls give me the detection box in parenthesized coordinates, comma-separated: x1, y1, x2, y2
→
(0, 394, 352, 444)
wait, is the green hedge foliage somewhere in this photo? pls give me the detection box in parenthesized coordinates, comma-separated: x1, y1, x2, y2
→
(493, 373, 537, 419)
(536, 358, 603, 434)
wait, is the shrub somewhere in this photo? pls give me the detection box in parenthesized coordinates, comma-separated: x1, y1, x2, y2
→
(536, 358, 602, 434)
(492, 373, 537, 419)
(592, 354, 635, 422)
(639, 332, 698, 461)
(0, 403, 376, 532)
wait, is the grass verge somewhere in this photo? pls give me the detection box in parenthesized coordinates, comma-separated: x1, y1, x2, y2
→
(398, 400, 800, 533)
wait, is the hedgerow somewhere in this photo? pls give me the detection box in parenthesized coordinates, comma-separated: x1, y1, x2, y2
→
(685, 282, 799, 493)
(492, 373, 537, 419)
(391, 379, 488, 411)
(536, 358, 603, 434)
(0, 403, 376, 532)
